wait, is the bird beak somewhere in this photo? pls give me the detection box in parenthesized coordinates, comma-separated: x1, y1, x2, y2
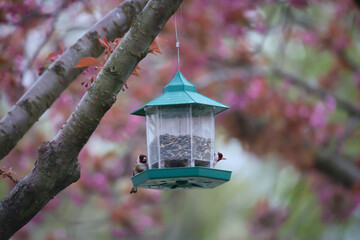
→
(222, 157, 227, 160)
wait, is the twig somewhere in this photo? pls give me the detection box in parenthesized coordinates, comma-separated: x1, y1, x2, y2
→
(272, 68, 360, 117)
(0, 167, 18, 184)
(202, 62, 360, 118)
(23, 0, 67, 73)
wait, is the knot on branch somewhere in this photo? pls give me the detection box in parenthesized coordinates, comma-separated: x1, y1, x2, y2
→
(104, 65, 121, 76)
(86, 30, 99, 42)
(50, 60, 65, 76)
(101, 93, 117, 111)
(121, 0, 143, 26)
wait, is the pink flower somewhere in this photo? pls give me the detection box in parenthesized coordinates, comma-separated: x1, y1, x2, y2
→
(249, 199, 288, 238)
(290, 0, 308, 8)
(282, 78, 292, 90)
(353, 71, 360, 89)
(285, 105, 296, 118)
(325, 95, 336, 111)
(309, 103, 328, 129)
(298, 106, 310, 118)
(318, 186, 359, 222)
(301, 31, 319, 46)
(92, 172, 109, 192)
(43, 197, 60, 211)
(225, 91, 249, 110)
(255, 22, 267, 34)
(111, 227, 125, 237)
(68, 189, 85, 206)
(247, 78, 263, 99)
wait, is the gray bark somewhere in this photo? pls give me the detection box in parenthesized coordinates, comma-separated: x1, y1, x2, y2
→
(0, 0, 149, 160)
(0, 0, 183, 239)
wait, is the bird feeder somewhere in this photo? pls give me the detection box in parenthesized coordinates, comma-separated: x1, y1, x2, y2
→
(131, 72, 231, 190)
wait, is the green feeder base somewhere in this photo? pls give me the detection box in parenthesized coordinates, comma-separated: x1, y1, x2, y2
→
(131, 167, 232, 190)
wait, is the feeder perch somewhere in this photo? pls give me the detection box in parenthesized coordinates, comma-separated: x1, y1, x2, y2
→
(131, 72, 231, 190)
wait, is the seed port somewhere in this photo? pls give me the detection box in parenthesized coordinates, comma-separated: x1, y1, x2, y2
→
(175, 180, 188, 185)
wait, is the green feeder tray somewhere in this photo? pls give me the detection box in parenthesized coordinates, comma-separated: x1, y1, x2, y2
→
(131, 167, 232, 190)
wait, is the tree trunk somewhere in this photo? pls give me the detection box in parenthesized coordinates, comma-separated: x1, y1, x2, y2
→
(0, 0, 183, 238)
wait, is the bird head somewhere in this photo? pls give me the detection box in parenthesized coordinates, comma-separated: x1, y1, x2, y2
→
(138, 154, 147, 164)
(215, 152, 226, 162)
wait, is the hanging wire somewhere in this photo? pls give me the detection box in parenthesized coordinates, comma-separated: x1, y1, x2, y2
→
(174, 6, 182, 72)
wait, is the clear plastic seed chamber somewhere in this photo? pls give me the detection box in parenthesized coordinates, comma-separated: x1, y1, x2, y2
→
(145, 105, 214, 169)
(130, 72, 232, 190)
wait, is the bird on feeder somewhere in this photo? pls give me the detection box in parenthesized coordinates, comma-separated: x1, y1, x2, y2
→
(214, 152, 226, 164)
(130, 154, 148, 194)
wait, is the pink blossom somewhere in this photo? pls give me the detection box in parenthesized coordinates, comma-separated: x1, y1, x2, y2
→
(325, 95, 336, 111)
(298, 106, 310, 118)
(285, 104, 296, 118)
(92, 172, 109, 192)
(249, 200, 288, 238)
(301, 32, 318, 46)
(43, 197, 60, 211)
(353, 71, 360, 89)
(144, 190, 162, 204)
(247, 78, 263, 99)
(140, 216, 153, 227)
(81, 171, 109, 193)
(217, 43, 229, 59)
(333, 35, 349, 52)
(68, 189, 85, 206)
(225, 91, 248, 110)
(309, 103, 328, 129)
(14, 55, 23, 71)
(290, 0, 308, 8)
(319, 186, 359, 222)
(334, 2, 349, 17)
(282, 78, 292, 90)
(255, 22, 267, 34)
(111, 227, 125, 237)
(227, 24, 243, 36)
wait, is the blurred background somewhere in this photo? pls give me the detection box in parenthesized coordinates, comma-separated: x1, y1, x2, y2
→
(1, 0, 360, 239)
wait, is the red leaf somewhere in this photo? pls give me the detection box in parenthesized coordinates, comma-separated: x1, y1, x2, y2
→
(74, 57, 100, 68)
(45, 52, 58, 61)
(113, 38, 123, 45)
(149, 40, 162, 55)
(59, 42, 65, 54)
(135, 65, 143, 70)
(156, 37, 168, 43)
(131, 69, 142, 78)
(99, 35, 109, 48)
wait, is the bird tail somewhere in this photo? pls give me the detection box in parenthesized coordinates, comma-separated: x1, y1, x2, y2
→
(130, 186, 137, 194)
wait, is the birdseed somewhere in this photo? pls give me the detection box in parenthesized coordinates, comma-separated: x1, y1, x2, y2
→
(150, 134, 212, 168)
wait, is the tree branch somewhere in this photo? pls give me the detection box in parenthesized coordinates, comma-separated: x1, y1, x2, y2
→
(0, 0, 149, 160)
(353, 0, 360, 10)
(315, 151, 360, 187)
(206, 62, 360, 117)
(272, 68, 360, 117)
(23, 0, 67, 73)
(0, 0, 183, 238)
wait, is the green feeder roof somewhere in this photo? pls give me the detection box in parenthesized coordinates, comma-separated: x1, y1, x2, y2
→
(131, 72, 229, 116)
